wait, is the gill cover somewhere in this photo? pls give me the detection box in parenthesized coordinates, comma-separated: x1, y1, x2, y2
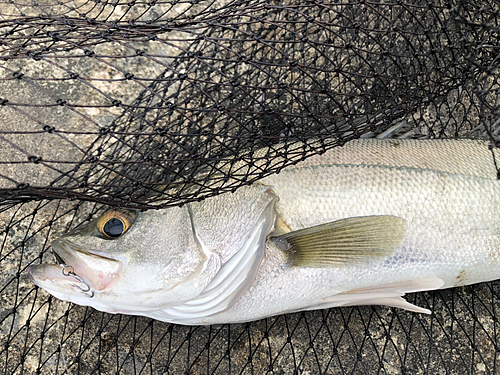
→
(153, 184, 278, 324)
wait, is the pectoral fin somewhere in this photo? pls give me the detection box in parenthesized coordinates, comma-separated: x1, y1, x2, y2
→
(272, 215, 406, 267)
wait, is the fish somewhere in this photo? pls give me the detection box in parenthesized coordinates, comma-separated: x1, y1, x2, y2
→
(27, 138, 500, 325)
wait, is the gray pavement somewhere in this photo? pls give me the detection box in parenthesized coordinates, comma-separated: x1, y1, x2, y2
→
(1, 2, 500, 374)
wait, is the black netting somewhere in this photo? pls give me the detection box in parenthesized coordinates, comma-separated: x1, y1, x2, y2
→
(2, 1, 500, 374)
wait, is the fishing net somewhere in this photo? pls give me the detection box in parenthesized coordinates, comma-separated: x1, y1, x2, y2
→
(1, 0, 500, 373)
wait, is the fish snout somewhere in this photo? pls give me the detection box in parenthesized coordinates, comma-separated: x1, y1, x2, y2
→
(27, 263, 79, 291)
(27, 265, 38, 285)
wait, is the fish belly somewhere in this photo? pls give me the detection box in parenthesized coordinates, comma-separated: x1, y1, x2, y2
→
(200, 139, 500, 324)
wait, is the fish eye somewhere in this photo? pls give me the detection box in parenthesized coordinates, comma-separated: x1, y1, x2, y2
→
(103, 218, 124, 238)
(97, 209, 136, 239)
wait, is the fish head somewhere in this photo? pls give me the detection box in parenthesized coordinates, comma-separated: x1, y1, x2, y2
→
(28, 206, 206, 314)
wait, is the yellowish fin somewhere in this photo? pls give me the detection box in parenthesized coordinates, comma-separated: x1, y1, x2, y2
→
(272, 215, 406, 267)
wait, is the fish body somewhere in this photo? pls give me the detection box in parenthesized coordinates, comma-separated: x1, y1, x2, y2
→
(28, 139, 500, 324)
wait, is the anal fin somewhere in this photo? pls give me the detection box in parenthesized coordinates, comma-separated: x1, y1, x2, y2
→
(352, 297, 432, 314)
(305, 277, 444, 314)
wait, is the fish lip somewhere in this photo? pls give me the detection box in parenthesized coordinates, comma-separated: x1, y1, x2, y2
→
(27, 265, 36, 284)
(27, 262, 98, 307)
(27, 263, 76, 292)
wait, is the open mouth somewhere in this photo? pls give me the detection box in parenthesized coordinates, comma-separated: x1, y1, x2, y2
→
(52, 250, 65, 265)
(28, 238, 122, 296)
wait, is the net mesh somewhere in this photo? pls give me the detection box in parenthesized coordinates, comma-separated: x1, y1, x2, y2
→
(2, 1, 500, 374)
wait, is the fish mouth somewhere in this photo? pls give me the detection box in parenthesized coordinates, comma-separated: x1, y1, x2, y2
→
(52, 250, 65, 265)
(28, 238, 122, 296)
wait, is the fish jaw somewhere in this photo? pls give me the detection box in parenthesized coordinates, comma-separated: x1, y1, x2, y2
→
(28, 237, 123, 296)
(27, 263, 97, 306)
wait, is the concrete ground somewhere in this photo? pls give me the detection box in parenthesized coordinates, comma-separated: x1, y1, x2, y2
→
(1, 1, 500, 374)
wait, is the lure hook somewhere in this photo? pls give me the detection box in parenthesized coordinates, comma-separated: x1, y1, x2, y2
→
(60, 264, 94, 298)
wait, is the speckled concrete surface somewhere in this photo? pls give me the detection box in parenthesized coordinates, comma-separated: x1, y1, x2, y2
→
(2, 2, 500, 374)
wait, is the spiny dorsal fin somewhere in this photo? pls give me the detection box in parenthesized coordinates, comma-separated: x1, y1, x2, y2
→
(272, 215, 406, 268)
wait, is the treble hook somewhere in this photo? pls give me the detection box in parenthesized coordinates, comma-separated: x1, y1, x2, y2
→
(60, 264, 94, 298)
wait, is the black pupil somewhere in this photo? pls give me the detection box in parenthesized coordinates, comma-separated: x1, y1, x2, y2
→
(103, 218, 124, 238)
